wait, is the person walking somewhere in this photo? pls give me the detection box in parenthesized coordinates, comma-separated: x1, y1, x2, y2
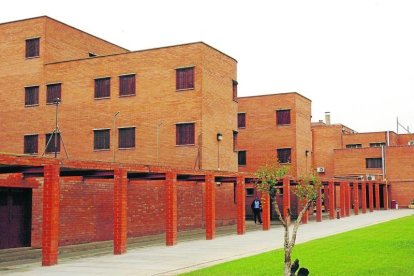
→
(251, 196, 262, 224)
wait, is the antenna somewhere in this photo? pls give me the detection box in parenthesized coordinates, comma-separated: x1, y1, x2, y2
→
(396, 117, 411, 134)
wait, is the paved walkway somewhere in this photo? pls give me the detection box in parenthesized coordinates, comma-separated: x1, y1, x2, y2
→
(6, 209, 414, 276)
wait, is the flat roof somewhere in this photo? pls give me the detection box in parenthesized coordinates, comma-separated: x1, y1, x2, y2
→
(45, 41, 237, 65)
(238, 92, 311, 102)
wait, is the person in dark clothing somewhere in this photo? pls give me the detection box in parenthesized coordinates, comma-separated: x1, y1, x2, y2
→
(251, 196, 262, 224)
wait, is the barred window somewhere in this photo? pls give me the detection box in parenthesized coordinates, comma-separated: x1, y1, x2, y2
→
(238, 151, 246, 166)
(25, 38, 40, 58)
(24, 135, 38, 154)
(119, 75, 136, 96)
(119, 127, 135, 148)
(176, 67, 194, 90)
(176, 123, 195, 145)
(95, 78, 110, 98)
(45, 133, 60, 153)
(238, 113, 246, 128)
(25, 86, 39, 106)
(277, 148, 291, 164)
(366, 158, 382, 169)
(276, 110, 291, 125)
(46, 83, 61, 104)
(94, 129, 110, 150)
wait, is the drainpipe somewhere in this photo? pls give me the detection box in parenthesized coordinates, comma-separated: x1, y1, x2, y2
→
(381, 145, 386, 181)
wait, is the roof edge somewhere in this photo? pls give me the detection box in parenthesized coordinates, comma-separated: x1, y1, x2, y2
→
(238, 92, 311, 102)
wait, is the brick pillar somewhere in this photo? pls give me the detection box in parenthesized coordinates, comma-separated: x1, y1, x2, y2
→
(114, 168, 128, 255)
(353, 182, 359, 215)
(165, 172, 177, 246)
(361, 182, 367, 213)
(316, 187, 322, 222)
(383, 184, 389, 210)
(283, 177, 290, 219)
(236, 176, 246, 235)
(345, 183, 350, 217)
(340, 182, 346, 217)
(328, 181, 335, 219)
(301, 198, 309, 224)
(261, 193, 270, 230)
(375, 183, 380, 210)
(368, 181, 374, 212)
(205, 174, 216, 240)
(42, 164, 60, 266)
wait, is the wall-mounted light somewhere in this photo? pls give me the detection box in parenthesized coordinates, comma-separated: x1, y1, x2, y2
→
(305, 150, 310, 157)
(217, 132, 223, 141)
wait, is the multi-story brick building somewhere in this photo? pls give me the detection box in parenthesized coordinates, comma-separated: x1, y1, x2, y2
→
(312, 116, 414, 207)
(0, 16, 238, 172)
(237, 93, 312, 178)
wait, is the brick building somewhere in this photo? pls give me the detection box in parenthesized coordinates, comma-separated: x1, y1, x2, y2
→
(0, 16, 412, 260)
(0, 16, 239, 252)
(312, 115, 414, 207)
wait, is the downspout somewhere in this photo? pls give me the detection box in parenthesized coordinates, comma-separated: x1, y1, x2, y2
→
(381, 145, 386, 181)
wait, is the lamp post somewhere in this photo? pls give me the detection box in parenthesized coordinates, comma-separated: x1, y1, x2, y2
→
(113, 111, 120, 162)
(53, 98, 61, 158)
(217, 132, 223, 170)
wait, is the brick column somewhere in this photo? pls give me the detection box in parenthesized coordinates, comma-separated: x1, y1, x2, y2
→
(236, 176, 246, 235)
(301, 199, 309, 224)
(368, 181, 374, 212)
(205, 174, 216, 240)
(353, 182, 359, 215)
(345, 183, 350, 217)
(328, 181, 335, 220)
(114, 168, 128, 255)
(315, 187, 322, 222)
(42, 164, 60, 266)
(165, 172, 177, 246)
(361, 182, 367, 213)
(375, 183, 380, 210)
(383, 184, 389, 210)
(283, 177, 290, 219)
(261, 193, 270, 230)
(340, 182, 346, 218)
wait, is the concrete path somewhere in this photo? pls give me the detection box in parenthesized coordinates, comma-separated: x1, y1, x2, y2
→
(7, 209, 414, 276)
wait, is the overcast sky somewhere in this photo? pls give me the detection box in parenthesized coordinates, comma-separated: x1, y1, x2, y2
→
(3, 0, 414, 133)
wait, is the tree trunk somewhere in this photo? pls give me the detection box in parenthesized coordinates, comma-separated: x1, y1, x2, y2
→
(284, 247, 292, 276)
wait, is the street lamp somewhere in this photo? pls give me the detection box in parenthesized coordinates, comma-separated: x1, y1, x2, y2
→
(113, 111, 120, 162)
(53, 98, 61, 158)
(217, 132, 223, 170)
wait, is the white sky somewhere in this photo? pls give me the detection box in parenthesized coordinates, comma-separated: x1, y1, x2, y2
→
(2, 0, 414, 132)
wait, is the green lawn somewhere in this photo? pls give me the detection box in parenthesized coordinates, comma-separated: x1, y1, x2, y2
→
(182, 216, 414, 276)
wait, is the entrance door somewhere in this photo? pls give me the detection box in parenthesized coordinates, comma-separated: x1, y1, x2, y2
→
(0, 188, 32, 249)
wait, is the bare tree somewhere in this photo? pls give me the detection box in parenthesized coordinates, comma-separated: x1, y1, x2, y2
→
(255, 162, 321, 276)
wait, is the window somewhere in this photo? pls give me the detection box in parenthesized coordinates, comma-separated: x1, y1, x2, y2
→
(46, 83, 61, 104)
(25, 86, 39, 106)
(369, 142, 386, 148)
(119, 74, 136, 96)
(118, 127, 135, 148)
(24, 135, 38, 154)
(232, 80, 238, 101)
(277, 148, 291, 164)
(276, 109, 291, 125)
(233, 130, 238, 151)
(95, 78, 110, 98)
(238, 113, 246, 128)
(238, 150, 246, 166)
(25, 38, 40, 58)
(45, 133, 60, 153)
(94, 129, 110, 150)
(346, 144, 362, 149)
(366, 158, 382, 169)
(176, 123, 195, 145)
(246, 188, 254, 196)
(176, 67, 194, 90)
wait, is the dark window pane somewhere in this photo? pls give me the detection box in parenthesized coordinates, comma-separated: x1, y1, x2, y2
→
(25, 38, 40, 58)
(176, 67, 194, 90)
(176, 123, 195, 145)
(119, 127, 135, 148)
(276, 110, 291, 125)
(46, 84, 61, 104)
(119, 75, 136, 96)
(238, 151, 246, 166)
(233, 131, 238, 151)
(24, 135, 38, 154)
(237, 113, 246, 128)
(94, 129, 110, 150)
(95, 78, 110, 98)
(366, 158, 382, 168)
(369, 142, 386, 148)
(246, 188, 254, 196)
(277, 148, 291, 164)
(25, 86, 39, 106)
(45, 133, 60, 153)
(346, 144, 362, 149)
(233, 80, 238, 101)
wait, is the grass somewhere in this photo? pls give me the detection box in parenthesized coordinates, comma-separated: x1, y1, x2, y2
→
(182, 216, 414, 275)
